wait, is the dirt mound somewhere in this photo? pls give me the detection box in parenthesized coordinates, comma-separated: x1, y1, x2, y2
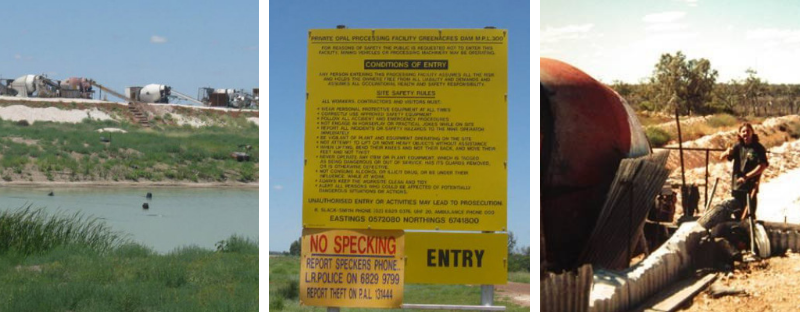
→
(665, 115, 800, 181)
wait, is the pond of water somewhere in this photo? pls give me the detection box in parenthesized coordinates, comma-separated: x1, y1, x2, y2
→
(0, 186, 258, 253)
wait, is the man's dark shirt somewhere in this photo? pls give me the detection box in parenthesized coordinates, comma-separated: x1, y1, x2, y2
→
(727, 142, 768, 193)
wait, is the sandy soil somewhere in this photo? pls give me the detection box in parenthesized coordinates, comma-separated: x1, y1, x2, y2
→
(682, 253, 800, 311)
(0, 104, 113, 124)
(0, 98, 259, 127)
(496, 282, 530, 307)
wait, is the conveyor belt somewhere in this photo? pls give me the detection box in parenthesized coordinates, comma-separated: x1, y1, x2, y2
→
(170, 90, 205, 106)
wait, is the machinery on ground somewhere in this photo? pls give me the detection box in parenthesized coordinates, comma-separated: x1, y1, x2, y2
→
(3, 75, 60, 98)
(126, 84, 204, 105)
(198, 87, 255, 108)
(59, 77, 94, 99)
(0, 73, 256, 110)
(0, 75, 93, 99)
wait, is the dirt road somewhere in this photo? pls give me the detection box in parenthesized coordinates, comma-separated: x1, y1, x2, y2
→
(496, 282, 530, 307)
(683, 253, 800, 311)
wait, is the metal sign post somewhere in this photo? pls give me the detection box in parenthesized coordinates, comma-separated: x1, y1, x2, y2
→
(481, 285, 494, 308)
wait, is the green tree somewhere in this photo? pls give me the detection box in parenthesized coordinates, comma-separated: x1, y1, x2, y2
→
(508, 231, 517, 254)
(650, 51, 718, 115)
(712, 80, 742, 114)
(289, 238, 301, 256)
(743, 68, 766, 116)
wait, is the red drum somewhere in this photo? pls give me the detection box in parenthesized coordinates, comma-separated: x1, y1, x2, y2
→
(541, 58, 650, 270)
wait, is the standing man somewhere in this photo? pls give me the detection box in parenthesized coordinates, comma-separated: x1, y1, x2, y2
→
(719, 123, 769, 219)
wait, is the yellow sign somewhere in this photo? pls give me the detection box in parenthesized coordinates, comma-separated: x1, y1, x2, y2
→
(300, 229, 404, 308)
(405, 232, 507, 284)
(303, 28, 508, 231)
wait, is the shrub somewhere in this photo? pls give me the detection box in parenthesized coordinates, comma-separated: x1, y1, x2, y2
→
(215, 235, 258, 254)
(645, 127, 672, 147)
(707, 114, 738, 128)
(277, 279, 299, 300)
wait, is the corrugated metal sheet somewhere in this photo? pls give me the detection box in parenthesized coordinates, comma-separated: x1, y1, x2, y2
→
(577, 151, 671, 270)
(541, 264, 593, 312)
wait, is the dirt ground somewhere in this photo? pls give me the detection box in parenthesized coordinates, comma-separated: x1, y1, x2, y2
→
(682, 252, 800, 311)
(496, 282, 530, 307)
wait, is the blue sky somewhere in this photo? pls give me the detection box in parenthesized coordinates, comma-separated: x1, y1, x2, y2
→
(542, 0, 800, 84)
(269, 0, 531, 252)
(0, 0, 258, 100)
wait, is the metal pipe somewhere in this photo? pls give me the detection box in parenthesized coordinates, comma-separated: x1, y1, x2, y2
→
(675, 109, 686, 187)
(703, 178, 719, 213)
(705, 149, 710, 207)
(748, 195, 756, 254)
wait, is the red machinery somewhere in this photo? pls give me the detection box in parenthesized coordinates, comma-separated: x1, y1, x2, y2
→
(541, 58, 651, 271)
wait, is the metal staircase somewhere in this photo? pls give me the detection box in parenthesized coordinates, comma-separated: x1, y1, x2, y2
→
(90, 80, 150, 127)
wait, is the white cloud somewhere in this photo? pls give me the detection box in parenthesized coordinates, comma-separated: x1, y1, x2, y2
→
(646, 23, 688, 32)
(642, 11, 686, 23)
(541, 24, 594, 43)
(274, 185, 284, 190)
(14, 53, 33, 61)
(674, 0, 699, 7)
(150, 35, 168, 44)
(746, 28, 800, 44)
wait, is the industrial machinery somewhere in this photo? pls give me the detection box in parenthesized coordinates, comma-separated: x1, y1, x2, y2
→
(0, 78, 16, 96)
(253, 88, 259, 108)
(198, 87, 255, 108)
(59, 77, 94, 99)
(126, 84, 204, 105)
(8, 75, 60, 98)
(138, 84, 171, 103)
(541, 58, 651, 271)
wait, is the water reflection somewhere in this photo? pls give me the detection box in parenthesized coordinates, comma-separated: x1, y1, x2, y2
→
(0, 186, 258, 253)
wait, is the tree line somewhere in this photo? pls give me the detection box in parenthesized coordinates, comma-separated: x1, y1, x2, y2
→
(610, 51, 800, 116)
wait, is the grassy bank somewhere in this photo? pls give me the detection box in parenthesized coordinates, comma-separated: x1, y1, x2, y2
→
(0, 208, 258, 311)
(269, 256, 528, 312)
(0, 118, 258, 183)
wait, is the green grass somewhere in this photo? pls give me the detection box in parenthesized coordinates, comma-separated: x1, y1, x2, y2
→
(269, 256, 529, 312)
(0, 243, 258, 311)
(0, 118, 258, 183)
(0, 207, 258, 311)
(0, 206, 126, 255)
(508, 271, 530, 284)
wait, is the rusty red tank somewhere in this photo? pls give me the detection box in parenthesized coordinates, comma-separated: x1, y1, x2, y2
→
(541, 58, 650, 271)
